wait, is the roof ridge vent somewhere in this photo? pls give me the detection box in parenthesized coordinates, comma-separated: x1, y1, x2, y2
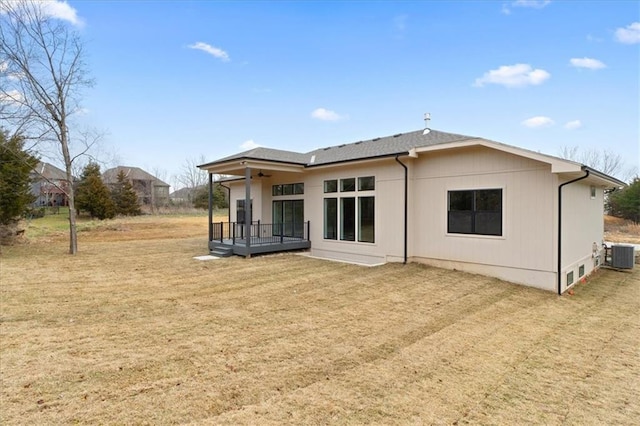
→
(372, 137, 381, 141)
(393, 133, 402, 137)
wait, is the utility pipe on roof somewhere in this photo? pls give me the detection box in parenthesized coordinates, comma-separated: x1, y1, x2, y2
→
(557, 170, 589, 295)
(395, 155, 408, 264)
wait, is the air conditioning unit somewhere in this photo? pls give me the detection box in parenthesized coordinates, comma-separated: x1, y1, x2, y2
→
(611, 245, 635, 269)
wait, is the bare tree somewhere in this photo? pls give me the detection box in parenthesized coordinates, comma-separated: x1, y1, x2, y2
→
(178, 155, 209, 190)
(1, 0, 93, 254)
(559, 146, 634, 183)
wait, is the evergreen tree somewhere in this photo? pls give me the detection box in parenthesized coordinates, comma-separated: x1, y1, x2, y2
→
(607, 178, 640, 223)
(0, 130, 38, 225)
(193, 184, 228, 210)
(75, 163, 115, 219)
(111, 170, 141, 216)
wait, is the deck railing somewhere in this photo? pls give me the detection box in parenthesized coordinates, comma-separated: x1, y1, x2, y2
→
(212, 221, 310, 245)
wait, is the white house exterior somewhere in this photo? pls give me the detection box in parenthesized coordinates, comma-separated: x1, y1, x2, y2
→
(199, 129, 625, 294)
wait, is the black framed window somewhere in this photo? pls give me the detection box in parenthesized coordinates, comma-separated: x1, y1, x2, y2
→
(324, 198, 337, 239)
(448, 189, 502, 236)
(340, 197, 356, 241)
(323, 176, 376, 243)
(358, 176, 375, 191)
(273, 183, 303, 196)
(236, 199, 253, 224)
(340, 178, 356, 192)
(358, 196, 375, 243)
(324, 180, 337, 193)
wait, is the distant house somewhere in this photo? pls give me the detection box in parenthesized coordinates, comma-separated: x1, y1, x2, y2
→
(102, 166, 170, 206)
(30, 161, 70, 207)
(170, 185, 204, 204)
(198, 127, 626, 294)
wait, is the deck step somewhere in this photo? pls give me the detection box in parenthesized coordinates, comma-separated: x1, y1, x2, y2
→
(210, 247, 234, 258)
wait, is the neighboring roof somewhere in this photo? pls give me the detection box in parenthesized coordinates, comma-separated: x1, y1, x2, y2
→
(102, 166, 170, 187)
(170, 185, 205, 199)
(31, 161, 68, 181)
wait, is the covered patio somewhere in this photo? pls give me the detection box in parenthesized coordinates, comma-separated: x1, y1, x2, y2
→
(198, 149, 311, 258)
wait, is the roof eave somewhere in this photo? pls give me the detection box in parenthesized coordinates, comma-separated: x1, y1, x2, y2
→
(198, 157, 306, 174)
(305, 152, 411, 169)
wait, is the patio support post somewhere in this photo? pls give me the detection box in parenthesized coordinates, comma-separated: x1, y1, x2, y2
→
(208, 173, 213, 243)
(245, 166, 252, 258)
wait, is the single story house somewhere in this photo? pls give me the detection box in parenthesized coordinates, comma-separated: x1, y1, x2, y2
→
(198, 128, 626, 294)
(102, 166, 170, 207)
(30, 161, 71, 207)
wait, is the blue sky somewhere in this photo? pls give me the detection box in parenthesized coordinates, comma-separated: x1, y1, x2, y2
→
(41, 1, 640, 186)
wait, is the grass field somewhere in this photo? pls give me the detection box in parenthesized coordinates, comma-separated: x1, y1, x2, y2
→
(1, 213, 639, 424)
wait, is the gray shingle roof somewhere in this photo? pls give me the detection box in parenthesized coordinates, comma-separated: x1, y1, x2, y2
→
(307, 129, 474, 166)
(102, 166, 170, 187)
(31, 161, 68, 181)
(210, 147, 310, 165)
(200, 129, 476, 169)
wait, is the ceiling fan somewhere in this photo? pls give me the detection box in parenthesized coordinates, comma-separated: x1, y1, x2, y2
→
(256, 170, 272, 178)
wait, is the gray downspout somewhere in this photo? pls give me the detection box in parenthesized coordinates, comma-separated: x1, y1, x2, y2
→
(395, 155, 408, 264)
(208, 173, 213, 243)
(557, 169, 589, 295)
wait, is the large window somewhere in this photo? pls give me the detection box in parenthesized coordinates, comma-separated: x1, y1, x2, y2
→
(272, 183, 304, 196)
(358, 196, 375, 243)
(340, 198, 356, 241)
(324, 198, 337, 239)
(448, 189, 502, 236)
(323, 176, 375, 243)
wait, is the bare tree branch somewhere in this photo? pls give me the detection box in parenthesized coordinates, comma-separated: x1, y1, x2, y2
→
(558, 145, 634, 183)
(1, 0, 94, 254)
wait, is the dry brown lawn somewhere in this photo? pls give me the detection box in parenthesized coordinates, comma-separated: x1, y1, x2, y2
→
(1, 214, 639, 425)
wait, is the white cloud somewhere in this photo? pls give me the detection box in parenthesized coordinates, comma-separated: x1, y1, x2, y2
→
(615, 22, 640, 44)
(474, 64, 550, 88)
(0, 89, 24, 104)
(42, 1, 83, 26)
(503, 0, 551, 14)
(564, 120, 582, 130)
(522, 116, 554, 128)
(0, 1, 83, 26)
(188, 42, 230, 62)
(240, 139, 260, 150)
(570, 57, 606, 70)
(512, 0, 551, 8)
(311, 107, 347, 121)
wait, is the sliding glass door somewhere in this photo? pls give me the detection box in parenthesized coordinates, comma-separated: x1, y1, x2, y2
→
(273, 200, 304, 238)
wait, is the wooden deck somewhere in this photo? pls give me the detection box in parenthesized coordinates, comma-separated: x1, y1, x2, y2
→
(208, 221, 311, 257)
